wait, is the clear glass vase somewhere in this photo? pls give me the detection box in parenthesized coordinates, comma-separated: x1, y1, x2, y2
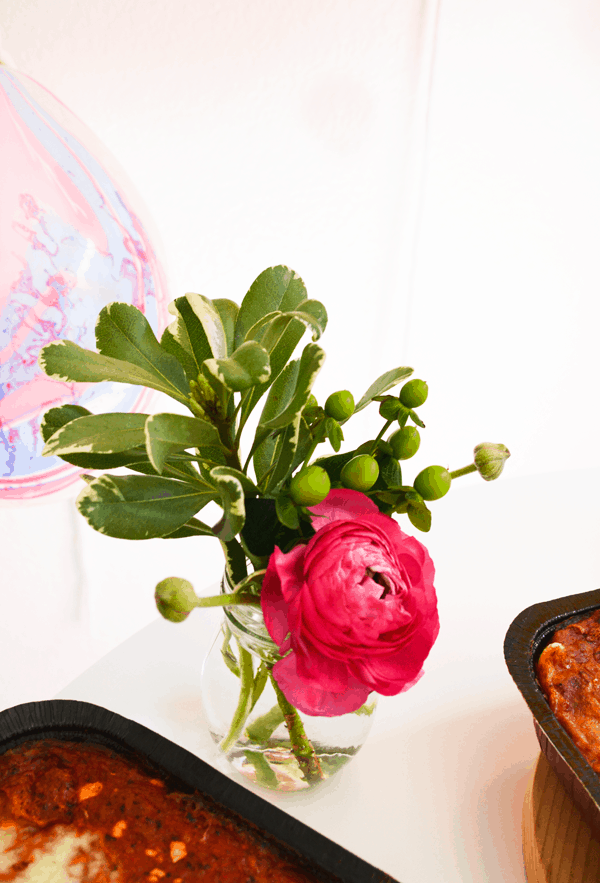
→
(200, 572, 378, 792)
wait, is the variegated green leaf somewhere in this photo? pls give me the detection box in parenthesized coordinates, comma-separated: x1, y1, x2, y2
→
(259, 343, 325, 429)
(203, 341, 270, 392)
(40, 404, 91, 443)
(213, 299, 239, 356)
(234, 266, 308, 349)
(144, 413, 221, 474)
(43, 413, 148, 457)
(77, 474, 214, 539)
(39, 341, 190, 405)
(95, 302, 189, 398)
(354, 366, 414, 413)
(177, 292, 227, 360)
(263, 412, 302, 494)
(208, 469, 246, 541)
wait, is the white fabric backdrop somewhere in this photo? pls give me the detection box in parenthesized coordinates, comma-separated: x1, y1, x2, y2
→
(1, 0, 599, 706)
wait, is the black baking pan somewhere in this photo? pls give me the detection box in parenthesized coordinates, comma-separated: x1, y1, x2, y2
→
(0, 699, 398, 883)
(504, 587, 600, 842)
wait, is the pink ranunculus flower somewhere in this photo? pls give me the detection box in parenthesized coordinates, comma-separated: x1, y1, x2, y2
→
(261, 489, 440, 717)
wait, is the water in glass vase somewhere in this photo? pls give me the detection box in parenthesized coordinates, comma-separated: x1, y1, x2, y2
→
(200, 573, 377, 792)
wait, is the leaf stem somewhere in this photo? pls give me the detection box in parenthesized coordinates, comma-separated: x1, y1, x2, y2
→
(375, 418, 394, 444)
(449, 463, 477, 479)
(268, 670, 325, 784)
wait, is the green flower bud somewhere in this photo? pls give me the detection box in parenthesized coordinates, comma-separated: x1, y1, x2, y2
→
(155, 577, 198, 623)
(378, 398, 402, 420)
(388, 426, 421, 460)
(413, 465, 451, 501)
(324, 390, 355, 422)
(289, 464, 331, 506)
(340, 455, 380, 491)
(399, 379, 428, 409)
(473, 442, 511, 481)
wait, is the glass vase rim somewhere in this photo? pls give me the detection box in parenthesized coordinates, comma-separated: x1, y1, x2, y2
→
(220, 569, 277, 651)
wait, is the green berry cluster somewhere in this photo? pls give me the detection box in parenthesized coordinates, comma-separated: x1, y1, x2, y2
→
(284, 376, 509, 534)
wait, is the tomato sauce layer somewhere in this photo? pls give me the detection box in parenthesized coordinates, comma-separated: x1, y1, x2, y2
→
(0, 739, 323, 882)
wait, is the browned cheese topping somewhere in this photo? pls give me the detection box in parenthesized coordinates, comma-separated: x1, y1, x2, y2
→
(537, 610, 600, 773)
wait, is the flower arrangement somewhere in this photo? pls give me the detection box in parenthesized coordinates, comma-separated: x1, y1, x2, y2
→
(38, 265, 509, 787)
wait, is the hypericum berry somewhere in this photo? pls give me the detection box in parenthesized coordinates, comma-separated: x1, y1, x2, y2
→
(155, 577, 198, 623)
(289, 465, 331, 506)
(413, 465, 451, 500)
(473, 442, 511, 481)
(340, 455, 380, 491)
(399, 379, 428, 409)
(388, 426, 421, 460)
(324, 390, 355, 422)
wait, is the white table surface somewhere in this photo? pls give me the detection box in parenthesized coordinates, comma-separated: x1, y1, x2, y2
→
(54, 468, 600, 883)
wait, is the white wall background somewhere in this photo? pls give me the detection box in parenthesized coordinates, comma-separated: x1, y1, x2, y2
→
(1, 0, 600, 707)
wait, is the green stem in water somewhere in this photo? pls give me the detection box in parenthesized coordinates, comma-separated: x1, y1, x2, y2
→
(268, 671, 325, 784)
(449, 463, 477, 480)
(220, 640, 255, 753)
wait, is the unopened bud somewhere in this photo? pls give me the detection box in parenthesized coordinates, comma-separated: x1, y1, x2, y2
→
(473, 443, 510, 481)
(155, 577, 198, 623)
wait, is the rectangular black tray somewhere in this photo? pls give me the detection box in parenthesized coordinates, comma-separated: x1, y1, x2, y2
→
(504, 587, 600, 841)
(0, 699, 398, 883)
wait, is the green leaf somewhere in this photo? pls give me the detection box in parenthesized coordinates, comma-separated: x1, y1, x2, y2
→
(407, 500, 432, 532)
(40, 404, 91, 443)
(77, 474, 215, 539)
(324, 417, 343, 453)
(260, 343, 325, 430)
(379, 456, 403, 489)
(208, 469, 245, 541)
(408, 408, 426, 429)
(313, 449, 358, 483)
(263, 413, 302, 494)
(234, 266, 308, 349)
(144, 413, 221, 474)
(95, 302, 189, 398)
(245, 301, 327, 346)
(127, 457, 207, 484)
(165, 293, 227, 385)
(203, 341, 271, 392)
(43, 413, 148, 457)
(40, 405, 149, 470)
(163, 517, 215, 538)
(220, 538, 248, 585)
(253, 360, 300, 483)
(213, 299, 239, 356)
(275, 494, 300, 530)
(209, 466, 258, 498)
(39, 341, 190, 405)
(160, 320, 199, 384)
(354, 367, 414, 413)
(240, 498, 305, 558)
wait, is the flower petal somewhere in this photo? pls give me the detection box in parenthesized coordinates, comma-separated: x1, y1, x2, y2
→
(272, 652, 370, 717)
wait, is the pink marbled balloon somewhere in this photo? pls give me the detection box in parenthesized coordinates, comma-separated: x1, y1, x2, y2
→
(0, 67, 169, 501)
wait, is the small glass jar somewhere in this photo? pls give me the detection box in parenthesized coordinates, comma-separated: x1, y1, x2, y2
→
(200, 571, 378, 792)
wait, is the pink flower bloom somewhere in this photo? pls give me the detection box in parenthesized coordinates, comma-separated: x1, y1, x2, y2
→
(261, 489, 439, 716)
